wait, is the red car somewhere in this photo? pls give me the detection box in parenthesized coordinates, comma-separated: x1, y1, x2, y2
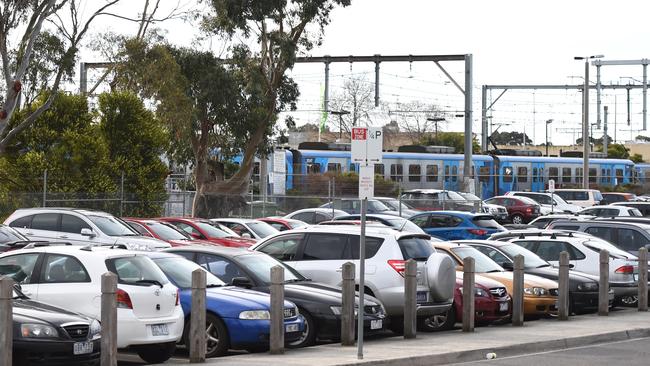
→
(158, 217, 257, 248)
(123, 218, 218, 247)
(257, 217, 308, 232)
(484, 196, 541, 224)
(422, 272, 511, 331)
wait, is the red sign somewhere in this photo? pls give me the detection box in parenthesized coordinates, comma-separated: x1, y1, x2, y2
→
(352, 127, 367, 140)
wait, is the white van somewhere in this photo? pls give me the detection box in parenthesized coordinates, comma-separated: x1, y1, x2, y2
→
(549, 189, 603, 208)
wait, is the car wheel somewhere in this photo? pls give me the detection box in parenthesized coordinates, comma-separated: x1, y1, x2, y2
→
(511, 214, 524, 225)
(287, 310, 317, 348)
(184, 313, 230, 358)
(135, 341, 176, 364)
(419, 306, 456, 332)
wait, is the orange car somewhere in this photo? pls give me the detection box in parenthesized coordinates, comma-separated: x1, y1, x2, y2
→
(433, 242, 559, 317)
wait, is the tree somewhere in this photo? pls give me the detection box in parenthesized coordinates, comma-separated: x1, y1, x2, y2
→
(420, 132, 481, 154)
(328, 76, 374, 132)
(631, 153, 644, 163)
(606, 144, 630, 159)
(490, 131, 532, 145)
(390, 101, 446, 143)
(636, 135, 650, 142)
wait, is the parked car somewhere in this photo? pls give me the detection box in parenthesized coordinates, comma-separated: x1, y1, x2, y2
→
(550, 189, 603, 207)
(547, 219, 650, 256)
(164, 246, 386, 347)
(600, 192, 638, 205)
(490, 229, 639, 305)
(578, 205, 643, 217)
(334, 214, 426, 234)
(320, 199, 400, 216)
(612, 201, 650, 216)
(257, 217, 309, 231)
(373, 197, 421, 217)
(250, 225, 456, 332)
(123, 218, 216, 247)
(504, 191, 582, 214)
(460, 239, 610, 313)
(4, 208, 171, 250)
(484, 196, 541, 224)
(142, 251, 305, 357)
(409, 211, 505, 240)
(12, 284, 102, 365)
(432, 242, 560, 317)
(400, 189, 473, 212)
(0, 245, 184, 364)
(284, 208, 348, 224)
(459, 192, 509, 222)
(158, 217, 256, 248)
(0, 224, 38, 252)
(210, 218, 279, 240)
(528, 214, 594, 229)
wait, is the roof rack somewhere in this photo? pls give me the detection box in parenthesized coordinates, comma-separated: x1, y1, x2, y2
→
(23, 242, 73, 249)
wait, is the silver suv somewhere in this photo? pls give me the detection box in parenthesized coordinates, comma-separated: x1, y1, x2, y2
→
(250, 225, 455, 330)
(4, 208, 170, 250)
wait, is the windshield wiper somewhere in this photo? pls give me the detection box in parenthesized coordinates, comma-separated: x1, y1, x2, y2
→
(410, 257, 429, 261)
(136, 279, 164, 288)
(537, 264, 551, 268)
(486, 269, 502, 273)
(285, 278, 309, 283)
(206, 284, 223, 288)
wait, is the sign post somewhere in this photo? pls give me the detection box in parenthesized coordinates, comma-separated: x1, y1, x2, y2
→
(548, 179, 555, 214)
(351, 127, 382, 360)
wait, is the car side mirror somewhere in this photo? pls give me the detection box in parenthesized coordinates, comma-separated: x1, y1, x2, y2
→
(569, 264, 575, 269)
(80, 228, 96, 238)
(231, 277, 253, 288)
(501, 261, 514, 271)
(13, 283, 22, 291)
(241, 233, 252, 239)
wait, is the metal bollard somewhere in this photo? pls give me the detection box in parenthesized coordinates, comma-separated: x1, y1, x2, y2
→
(270, 266, 285, 354)
(512, 255, 524, 326)
(101, 272, 117, 366)
(558, 251, 570, 320)
(341, 262, 355, 346)
(599, 250, 610, 316)
(190, 269, 207, 363)
(404, 259, 417, 339)
(462, 257, 475, 332)
(639, 247, 648, 312)
(0, 277, 13, 366)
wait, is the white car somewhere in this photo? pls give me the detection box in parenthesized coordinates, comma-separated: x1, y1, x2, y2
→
(578, 205, 643, 217)
(528, 214, 595, 229)
(550, 189, 604, 208)
(4, 208, 170, 250)
(210, 218, 279, 240)
(0, 245, 184, 363)
(284, 208, 348, 224)
(504, 191, 582, 214)
(250, 225, 456, 331)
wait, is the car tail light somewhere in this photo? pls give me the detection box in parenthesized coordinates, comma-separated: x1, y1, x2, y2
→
(526, 207, 532, 213)
(116, 289, 133, 309)
(175, 289, 180, 306)
(615, 265, 635, 274)
(388, 260, 406, 277)
(467, 229, 487, 236)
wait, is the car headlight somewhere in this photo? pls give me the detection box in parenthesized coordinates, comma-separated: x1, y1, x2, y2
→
(89, 319, 101, 340)
(577, 282, 598, 291)
(21, 324, 58, 338)
(523, 287, 547, 296)
(459, 287, 490, 297)
(239, 310, 271, 320)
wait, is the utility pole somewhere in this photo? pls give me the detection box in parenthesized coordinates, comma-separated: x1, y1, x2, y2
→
(575, 55, 604, 189)
(545, 119, 553, 156)
(604, 106, 609, 156)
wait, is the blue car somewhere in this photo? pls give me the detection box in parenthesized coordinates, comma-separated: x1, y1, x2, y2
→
(144, 252, 304, 358)
(409, 211, 505, 240)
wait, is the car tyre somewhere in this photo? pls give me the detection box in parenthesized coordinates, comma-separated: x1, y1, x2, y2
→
(184, 313, 230, 358)
(135, 341, 176, 364)
(511, 214, 524, 225)
(287, 310, 317, 348)
(419, 306, 456, 332)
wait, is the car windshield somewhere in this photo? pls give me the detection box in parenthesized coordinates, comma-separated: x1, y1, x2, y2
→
(195, 222, 231, 238)
(516, 196, 539, 205)
(89, 215, 138, 236)
(237, 253, 303, 284)
(461, 192, 481, 201)
(398, 237, 435, 260)
(386, 218, 425, 234)
(381, 199, 413, 211)
(368, 200, 391, 212)
(147, 222, 190, 241)
(500, 244, 550, 268)
(248, 221, 279, 238)
(451, 246, 504, 273)
(0, 226, 27, 244)
(472, 217, 504, 230)
(107, 256, 169, 286)
(153, 257, 224, 288)
(582, 239, 634, 259)
(446, 191, 465, 201)
(288, 220, 308, 229)
(551, 194, 570, 205)
(594, 191, 604, 201)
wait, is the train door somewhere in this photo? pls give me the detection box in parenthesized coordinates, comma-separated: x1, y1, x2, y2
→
(443, 160, 460, 191)
(474, 160, 494, 199)
(498, 161, 514, 194)
(530, 162, 544, 192)
(512, 163, 531, 192)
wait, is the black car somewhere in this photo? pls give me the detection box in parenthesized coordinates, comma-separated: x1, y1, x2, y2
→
(11, 285, 101, 365)
(163, 246, 387, 348)
(458, 240, 611, 314)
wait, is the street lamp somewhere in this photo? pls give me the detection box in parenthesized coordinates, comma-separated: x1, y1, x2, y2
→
(426, 117, 445, 140)
(545, 119, 553, 156)
(574, 54, 604, 189)
(330, 110, 350, 140)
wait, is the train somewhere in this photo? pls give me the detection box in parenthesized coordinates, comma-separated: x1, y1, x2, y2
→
(234, 142, 638, 199)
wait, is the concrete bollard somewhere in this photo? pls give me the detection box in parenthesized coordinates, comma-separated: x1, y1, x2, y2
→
(462, 257, 475, 332)
(639, 247, 648, 312)
(512, 255, 524, 326)
(270, 266, 285, 354)
(101, 272, 117, 366)
(558, 251, 570, 320)
(599, 250, 610, 316)
(404, 259, 417, 339)
(341, 262, 356, 346)
(190, 269, 207, 363)
(0, 277, 13, 366)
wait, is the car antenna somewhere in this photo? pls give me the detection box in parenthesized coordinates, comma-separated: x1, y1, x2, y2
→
(398, 219, 408, 232)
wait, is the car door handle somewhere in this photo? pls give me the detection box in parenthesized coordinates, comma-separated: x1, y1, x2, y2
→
(25, 232, 34, 236)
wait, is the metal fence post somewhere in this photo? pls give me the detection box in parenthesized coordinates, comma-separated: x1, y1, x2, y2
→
(341, 262, 355, 346)
(558, 251, 570, 320)
(512, 255, 524, 326)
(42, 169, 47, 207)
(599, 250, 610, 316)
(462, 257, 475, 332)
(0, 277, 13, 366)
(120, 172, 124, 217)
(101, 272, 117, 366)
(270, 266, 285, 354)
(398, 186, 402, 217)
(404, 259, 417, 339)
(639, 247, 648, 312)
(190, 269, 207, 363)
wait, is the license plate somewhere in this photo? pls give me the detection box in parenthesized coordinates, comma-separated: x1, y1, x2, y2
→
(285, 324, 299, 333)
(151, 324, 169, 336)
(73, 341, 93, 355)
(370, 319, 382, 330)
(417, 291, 428, 303)
(499, 302, 508, 312)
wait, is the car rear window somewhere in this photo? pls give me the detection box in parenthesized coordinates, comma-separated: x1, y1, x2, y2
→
(472, 216, 504, 230)
(630, 209, 643, 217)
(593, 191, 604, 201)
(106, 256, 169, 286)
(397, 237, 435, 260)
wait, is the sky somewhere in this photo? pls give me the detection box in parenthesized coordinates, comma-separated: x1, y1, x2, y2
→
(79, 0, 650, 146)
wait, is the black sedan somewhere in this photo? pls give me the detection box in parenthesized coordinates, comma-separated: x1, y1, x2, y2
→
(457, 240, 612, 314)
(12, 285, 101, 365)
(164, 246, 387, 348)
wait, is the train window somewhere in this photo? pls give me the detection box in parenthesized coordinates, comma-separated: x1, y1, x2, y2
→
(307, 162, 321, 174)
(576, 168, 583, 182)
(532, 168, 538, 183)
(503, 167, 513, 183)
(349, 164, 356, 173)
(606, 169, 612, 183)
(451, 166, 458, 182)
(390, 164, 403, 182)
(548, 167, 559, 182)
(616, 169, 624, 182)
(426, 165, 439, 182)
(408, 165, 421, 182)
(327, 163, 341, 173)
(517, 167, 528, 183)
(479, 166, 490, 183)
(589, 168, 597, 183)
(252, 162, 260, 182)
(562, 168, 572, 183)
(600, 169, 607, 184)
(374, 164, 385, 176)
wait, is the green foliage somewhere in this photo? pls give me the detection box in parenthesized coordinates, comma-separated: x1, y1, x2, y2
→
(490, 131, 532, 146)
(420, 132, 481, 153)
(636, 135, 650, 142)
(631, 153, 644, 163)
(605, 144, 630, 159)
